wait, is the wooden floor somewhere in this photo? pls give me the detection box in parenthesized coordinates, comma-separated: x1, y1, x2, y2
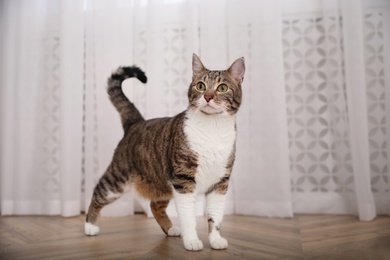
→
(1, 214, 389, 260)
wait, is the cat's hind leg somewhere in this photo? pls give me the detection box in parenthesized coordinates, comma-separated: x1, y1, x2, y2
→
(150, 200, 181, 237)
(85, 172, 126, 236)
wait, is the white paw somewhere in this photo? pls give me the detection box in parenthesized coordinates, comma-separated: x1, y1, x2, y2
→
(167, 226, 181, 237)
(210, 237, 228, 250)
(184, 239, 203, 251)
(85, 222, 100, 236)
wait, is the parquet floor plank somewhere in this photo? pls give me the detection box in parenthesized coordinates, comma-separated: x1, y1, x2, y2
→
(0, 214, 389, 259)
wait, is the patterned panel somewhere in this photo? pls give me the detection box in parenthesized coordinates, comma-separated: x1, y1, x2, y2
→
(283, 15, 354, 194)
(81, 32, 101, 193)
(364, 10, 389, 194)
(162, 26, 190, 116)
(40, 35, 61, 195)
(131, 24, 189, 118)
(133, 29, 148, 115)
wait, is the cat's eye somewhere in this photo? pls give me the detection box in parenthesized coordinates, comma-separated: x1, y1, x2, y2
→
(217, 84, 228, 93)
(196, 82, 206, 92)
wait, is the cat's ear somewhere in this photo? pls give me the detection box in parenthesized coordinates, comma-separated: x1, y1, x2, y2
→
(228, 57, 245, 84)
(192, 53, 206, 78)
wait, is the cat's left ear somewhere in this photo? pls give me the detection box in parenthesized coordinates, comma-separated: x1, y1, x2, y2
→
(228, 57, 245, 84)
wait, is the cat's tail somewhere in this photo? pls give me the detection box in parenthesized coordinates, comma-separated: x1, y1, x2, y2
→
(107, 66, 147, 130)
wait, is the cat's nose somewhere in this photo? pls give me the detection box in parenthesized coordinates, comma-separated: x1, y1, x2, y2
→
(204, 95, 213, 102)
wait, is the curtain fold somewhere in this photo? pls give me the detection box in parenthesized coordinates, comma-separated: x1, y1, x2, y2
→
(226, 0, 293, 217)
(58, 0, 84, 217)
(341, 0, 376, 221)
(1, 0, 389, 220)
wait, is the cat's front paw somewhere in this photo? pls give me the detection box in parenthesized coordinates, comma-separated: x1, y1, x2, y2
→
(85, 222, 100, 236)
(167, 226, 181, 237)
(184, 239, 203, 251)
(210, 237, 228, 250)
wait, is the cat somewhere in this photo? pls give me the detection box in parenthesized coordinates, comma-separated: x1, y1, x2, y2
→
(85, 54, 245, 251)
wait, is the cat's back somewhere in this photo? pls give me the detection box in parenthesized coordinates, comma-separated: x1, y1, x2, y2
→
(120, 111, 187, 149)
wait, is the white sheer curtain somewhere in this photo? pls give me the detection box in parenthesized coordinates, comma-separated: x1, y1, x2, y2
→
(0, 0, 84, 216)
(282, 0, 390, 220)
(1, 0, 389, 221)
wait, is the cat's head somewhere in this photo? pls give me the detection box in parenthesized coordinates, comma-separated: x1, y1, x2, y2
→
(188, 54, 245, 116)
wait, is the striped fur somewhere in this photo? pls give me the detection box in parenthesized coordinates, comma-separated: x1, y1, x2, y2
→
(107, 66, 147, 130)
(85, 54, 245, 251)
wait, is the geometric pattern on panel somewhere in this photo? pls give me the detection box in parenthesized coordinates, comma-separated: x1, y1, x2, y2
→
(364, 10, 389, 194)
(81, 36, 101, 192)
(162, 26, 190, 116)
(40, 35, 61, 196)
(133, 29, 148, 115)
(282, 15, 354, 194)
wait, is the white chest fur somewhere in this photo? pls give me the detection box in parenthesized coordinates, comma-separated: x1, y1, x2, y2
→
(184, 111, 236, 194)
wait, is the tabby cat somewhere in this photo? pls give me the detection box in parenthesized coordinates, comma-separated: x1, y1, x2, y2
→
(85, 54, 245, 251)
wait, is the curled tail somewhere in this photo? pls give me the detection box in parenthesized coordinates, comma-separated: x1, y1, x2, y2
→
(107, 66, 147, 130)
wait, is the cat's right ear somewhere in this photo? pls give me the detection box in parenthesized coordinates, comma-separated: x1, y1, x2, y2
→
(192, 53, 206, 78)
